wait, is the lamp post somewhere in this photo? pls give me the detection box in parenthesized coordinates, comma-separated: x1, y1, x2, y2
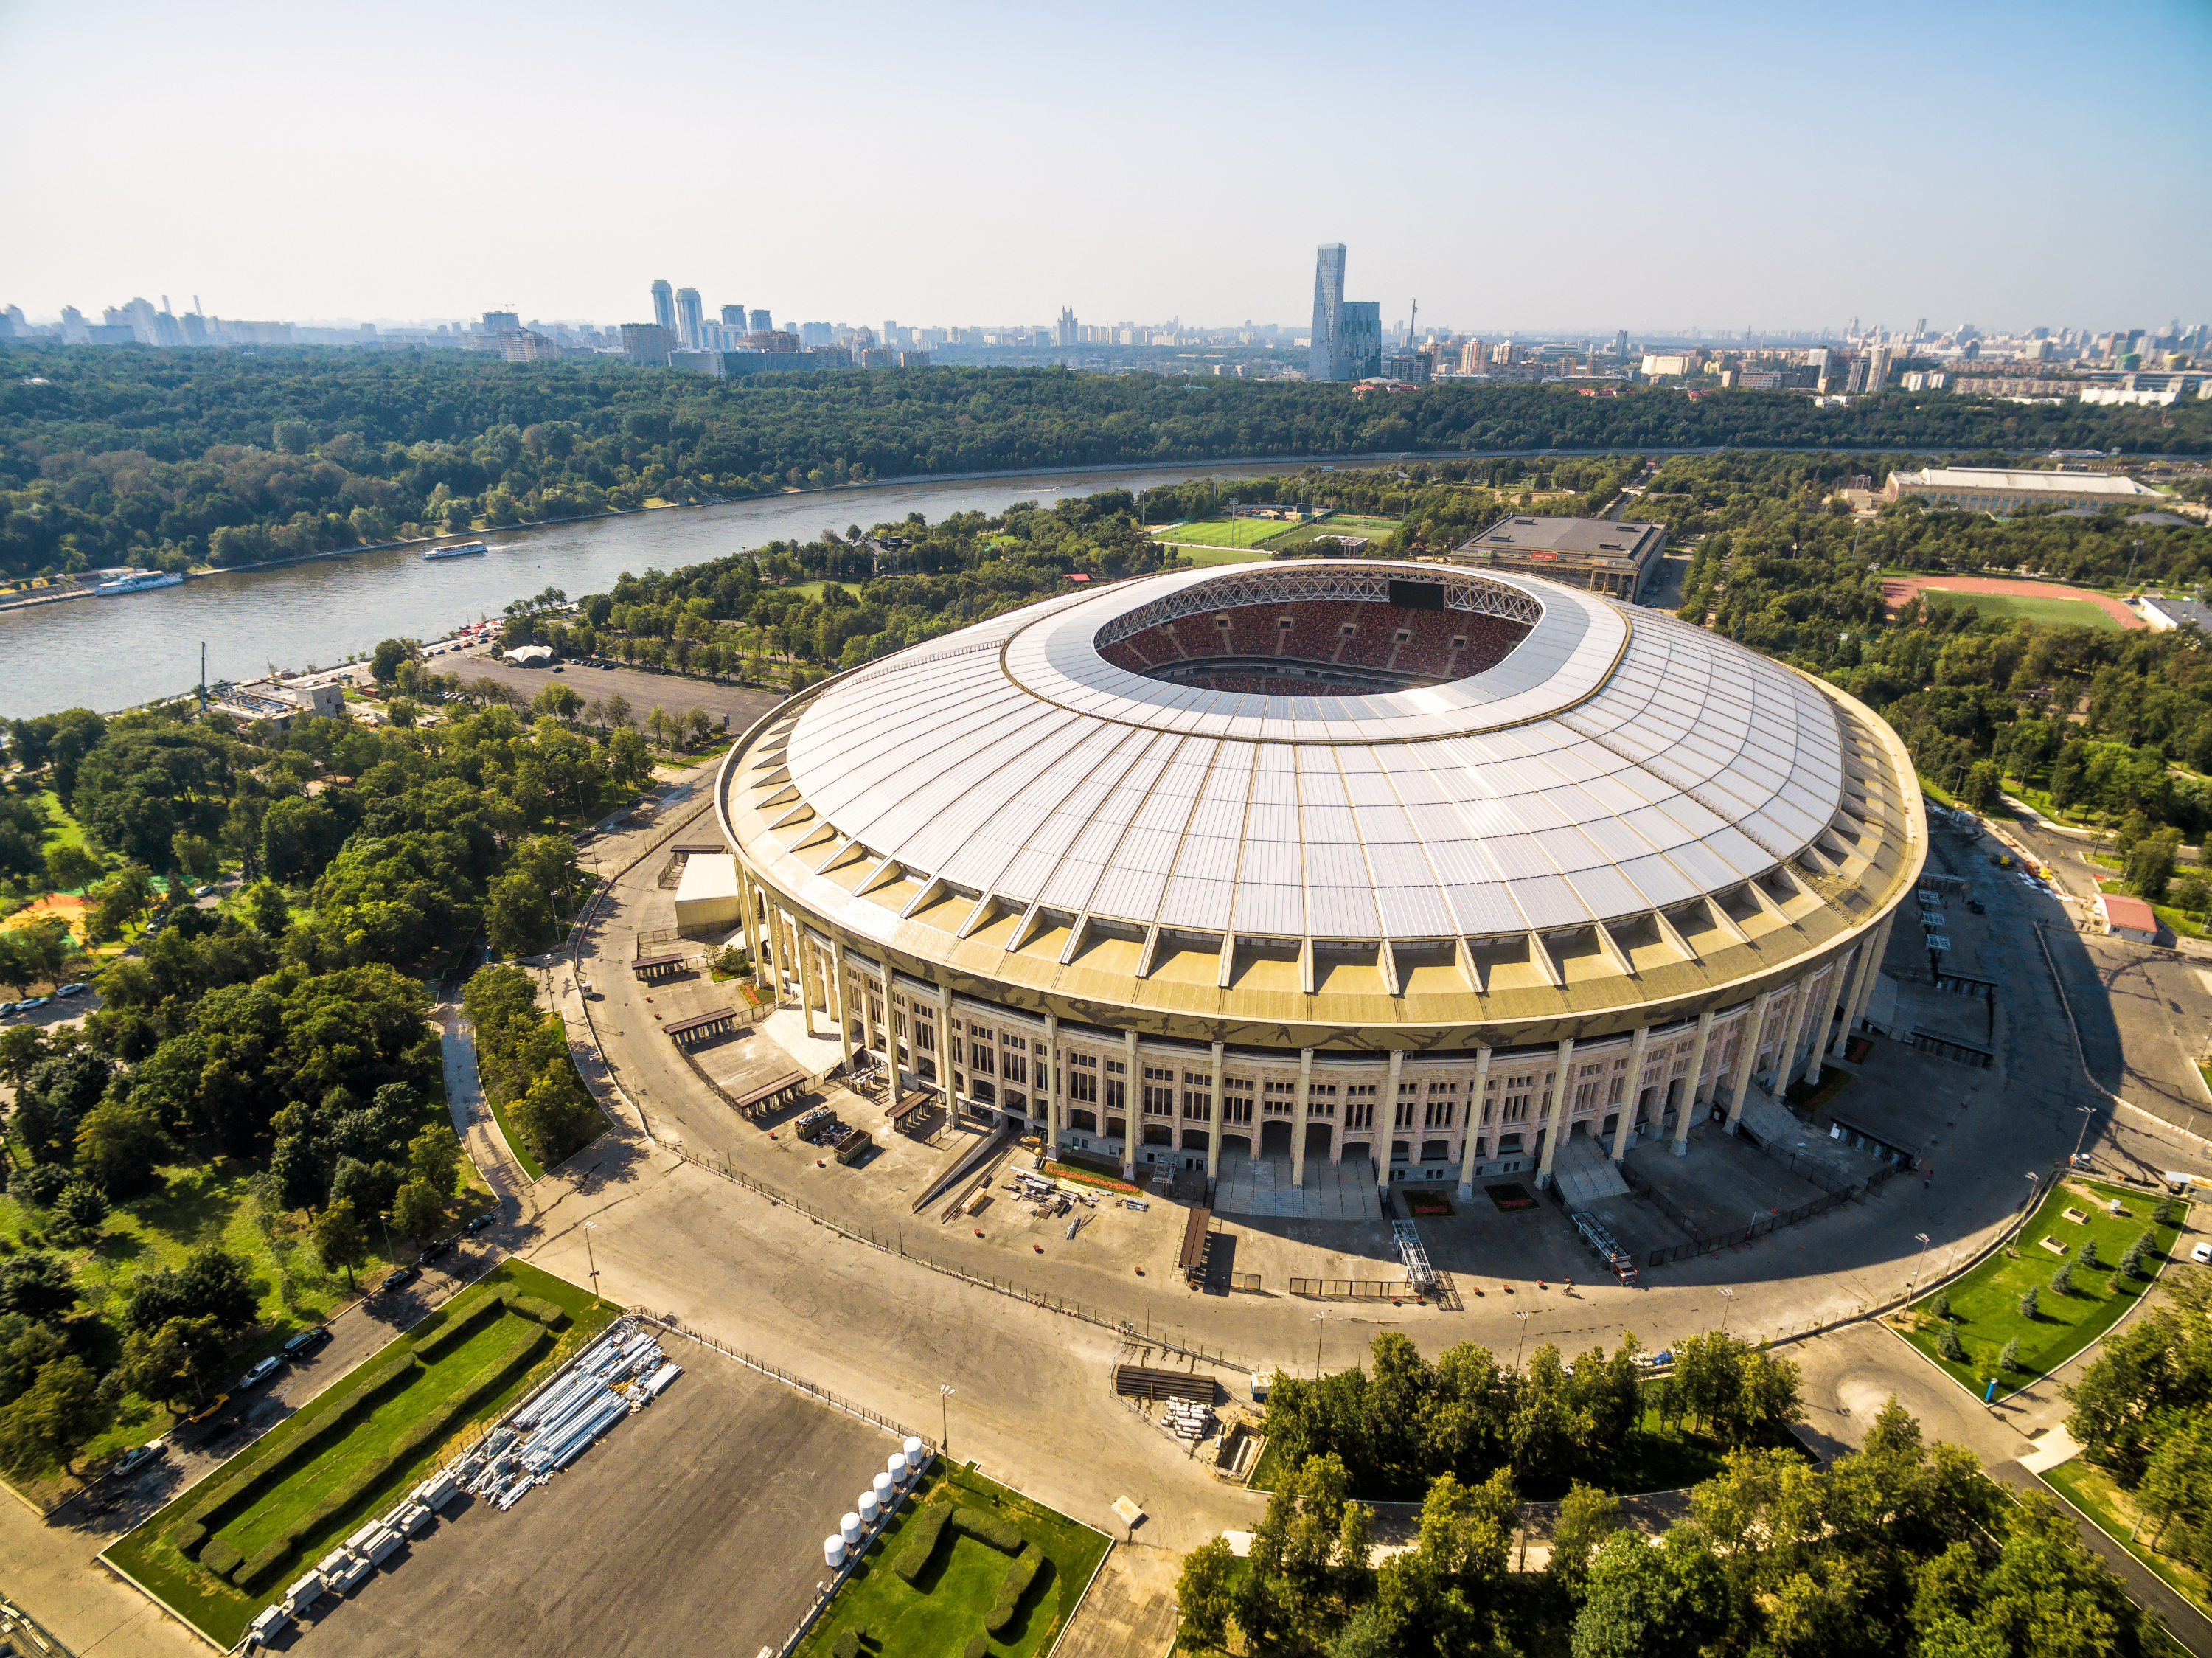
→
(583, 1220, 599, 1298)
(1513, 1309, 1534, 1370)
(1718, 1286, 1736, 1333)
(1910, 1232, 1932, 1295)
(1312, 1313, 1327, 1378)
(2070, 1103, 2096, 1167)
(939, 1383, 955, 1457)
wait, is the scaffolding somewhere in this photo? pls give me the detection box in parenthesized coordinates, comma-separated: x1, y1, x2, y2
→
(1571, 1211, 1638, 1285)
(1391, 1219, 1435, 1288)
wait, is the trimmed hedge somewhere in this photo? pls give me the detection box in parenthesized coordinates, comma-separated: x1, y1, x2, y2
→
(512, 1294, 566, 1327)
(182, 1350, 422, 1534)
(891, 1503, 951, 1584)
(168, 1519, 207, 1558)
(964, 1640, 986, 1658)
(953, 1507, 1024, 1555)
(832, 1631, 859, 1658)
(412, 1286, 515, 1362)
(198, 1537, 245, 1581)
(982, 1543, 1043, 1635)
(232, 1327, 552, 1592)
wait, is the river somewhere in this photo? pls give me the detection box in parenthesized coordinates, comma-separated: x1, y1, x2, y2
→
(0, 458, 1332, 720)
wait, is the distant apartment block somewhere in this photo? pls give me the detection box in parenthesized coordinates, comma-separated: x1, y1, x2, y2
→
(1641, 351, 1700, 377)
(621, 323, 676, 365)
(1449, 516, 1669, 600)
(1882, 467, 2165, 512)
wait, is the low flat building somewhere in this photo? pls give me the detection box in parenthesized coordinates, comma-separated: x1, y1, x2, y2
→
(2137, 594, 2212, 633)
(2098, 892, 2159, 944)
(205, 681, 344, 732)
(504, 645, 554, 667)
(1883, 467, 2165, 513)
(1447, 516, 1667, 600)
(673, 851, 742, 934)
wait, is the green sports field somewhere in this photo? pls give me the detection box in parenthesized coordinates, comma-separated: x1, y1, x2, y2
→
(1916, 590, 2124, 631)
(1148, 516, 1293, 549)
(1271, 514, 1405, 547)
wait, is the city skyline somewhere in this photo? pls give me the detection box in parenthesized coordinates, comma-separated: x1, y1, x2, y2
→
(4, 0, 2206, 332)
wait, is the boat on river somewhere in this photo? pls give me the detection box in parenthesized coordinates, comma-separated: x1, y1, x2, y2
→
(423, 542, 488, 561)
(94, 569, 184, 595)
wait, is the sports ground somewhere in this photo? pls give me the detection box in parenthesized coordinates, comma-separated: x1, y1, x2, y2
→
(1149, 513, 1404, 556)
(1879, 575, 2137, 631)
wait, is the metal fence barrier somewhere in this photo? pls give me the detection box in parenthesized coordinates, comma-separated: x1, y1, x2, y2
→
(1621, 1151, 1899, 1269)
(1288, 1278, 1424, 1300)
(631, 1309, 925, 1445)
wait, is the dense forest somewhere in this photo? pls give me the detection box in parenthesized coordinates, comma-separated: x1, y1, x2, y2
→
(0, 695, 631, 1475)
(4, 342, 2207, 582)
(1182, 1333, 2166, 1658)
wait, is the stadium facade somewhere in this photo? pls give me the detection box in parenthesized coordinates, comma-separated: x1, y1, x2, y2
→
(710, 561, 1923, 1199)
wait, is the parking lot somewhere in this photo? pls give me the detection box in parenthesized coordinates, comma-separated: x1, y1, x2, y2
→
(443, 650, 784, 737)
(288, 1347, 899, 1658)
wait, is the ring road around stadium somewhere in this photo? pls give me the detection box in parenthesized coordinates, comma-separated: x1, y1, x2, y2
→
(702, 561, 1923, 1201)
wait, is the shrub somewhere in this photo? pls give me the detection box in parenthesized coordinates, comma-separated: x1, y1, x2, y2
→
(1931, 1291, 1950, 1321)
(1998, 1337, 2023, 1372)
(2077, 1238, 2100, 1272)
(891, 1502, 950, 1584)
(512, 1294, 566, 1327)
(2051, 1261, 2076, 1297)
(2121, 1228, 2154, 1277)
(2019, 1286, 2039, 1319)
(964, 1641, 986, 1658)
(2154, 1197, 2180, 1227)
(1938, 1325, 1966, 1362)
(953, 1506, 1025, 1554)
(198, 1537, 245, 1580)
(169, 1520, 207, 1557)
(832, 1631, 859, 1658)
(984, 1543, 1044, 1634)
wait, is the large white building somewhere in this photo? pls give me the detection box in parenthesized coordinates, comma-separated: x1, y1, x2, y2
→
(1883, 467, 2165, 513)
(711, 562, 1921, 1199)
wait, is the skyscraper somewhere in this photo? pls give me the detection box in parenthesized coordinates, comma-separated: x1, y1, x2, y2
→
(651, 280, 675, 336)
(722, 304, 746, 325)
(1310, 243, 1346, 381)
(675, 288, 704, 349)
(749, 308, 772, 333)
(1056, 307, 1077, 349)
(1613, 328, 1629, 358)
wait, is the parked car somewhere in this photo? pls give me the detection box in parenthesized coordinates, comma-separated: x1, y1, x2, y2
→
(15, 995, 48, 1013)
(193, 884, 214, 898)
(282, 1326, 332, 1360)
(183, 1393, 229, 1426)
(2192, 1241, 2211, 1266)
(464, 1212, 497, 1235)
(55, 982, 88, 998)
(419, 1238, 453, 1265)
(1966, 899, 1986, 915)
(236, 1356, 282, 1392)
(1633, 1349, 1675, 1370)
(114, 1441, 168, 1479)
(0, 1002, 15, 1019)
(380, 1265, 421, 1295)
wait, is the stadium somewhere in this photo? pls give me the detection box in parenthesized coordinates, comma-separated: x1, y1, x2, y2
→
(707, 561, 1924, 1204)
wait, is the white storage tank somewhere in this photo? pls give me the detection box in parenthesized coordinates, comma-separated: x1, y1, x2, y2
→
(824, 1534, 847, 1568)
(887, 1452, 910, 1488)
(858, 1490, 880, 1524)
(841, 1510, 863, 1545)
(873, 1471, 895, 1506)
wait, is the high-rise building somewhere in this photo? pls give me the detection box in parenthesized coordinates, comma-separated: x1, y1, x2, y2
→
(748, 308, 772, 334)
(1056, 307, 1077, 349)
(651, 280, 675, 336)
(1459, 339, 1486, 375)
(482, 310, 520, 333)
(1339, 303, 1381, 378)
(722, 304, 746, 325)
(675, 288, 704, 349)
(621, 323, 676, 365)
(1862, 346, 1891, 395)
(1613, 328, 1629, 358)
(1310, 244, 1346, 381)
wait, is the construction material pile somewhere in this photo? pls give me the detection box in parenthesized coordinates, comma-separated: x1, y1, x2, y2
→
(1161, 1398, 1213, 1442)
(459, 1322, 678, 1510)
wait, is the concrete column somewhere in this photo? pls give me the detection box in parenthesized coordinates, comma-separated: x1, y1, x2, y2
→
(1761, 979, 1811, 1116)
(763, 886, 787, 1008)
(1292, 1049, 1313, 1188)
(1681, 1007, 1716, 1116)
(831, 936, 852, 1071)
(1721, 991, 1774, 1138)
(1611, 1025, 1650, 1162)
(1121, 1030, 1138, 1180)
(1802, 960, 1842, 1089)
(1832, 938, 1874, 1056)
(1847, 913, 1893, 1032)
(1044, 1012, 1060, 1158)
(735, 861, 759, 979)
(1385, 1050, 1404, 1193)
(1206, 1041, 1225, 1182)
(799, 925, 819, 1038)
(1534, 1036, 1576, 1190)
(934, 982, 955, 1119)
(1455, 1047, 1492, 1201)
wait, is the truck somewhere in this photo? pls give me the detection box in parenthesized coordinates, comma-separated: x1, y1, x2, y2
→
(2162, 1170, 2212, 1196)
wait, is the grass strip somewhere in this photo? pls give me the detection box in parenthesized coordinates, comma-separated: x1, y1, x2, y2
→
(984, 1544, 1043, 1634)
(412, 1284, 515, 1362)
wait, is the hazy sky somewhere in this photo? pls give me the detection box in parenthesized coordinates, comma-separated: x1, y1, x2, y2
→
(5, 0, 2208, 336)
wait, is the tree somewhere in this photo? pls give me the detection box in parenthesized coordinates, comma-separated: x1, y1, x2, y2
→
(44, 842, 101, 892)
(1962, 760, 2002, 811)
(1175, 1536, 1237, 1653)
(121, 1246, 259, 1338)
(1938, 1325, 1966, 1362)
(0, 1024, 50, 1087)
(1329, 1604, 1399, 1658)
(0, 1356, 104, 1476)
(406, 1123, 464, 1199)
(1571, 1527, 1732, 1658)
(74, 1095, 168, 1196)
(1550, 1480, 1624, 1596)
(2019, 1286, 2039, 1319)
(2051, 1260, 2076, 1297)
(53, 1180, 108, 1237)
(1997, 1337, 2023, 1372)
(170, 830, 218, 881)
(91, 864, 156, 939)
(370, 638, 414, 683)
(0, 1252, 77, 1320)
(243, 878, 293, 937)
(313, 1199, 371, 1288)
(390, 1178, 445, 1241)
(117, 1314, 230, 1409)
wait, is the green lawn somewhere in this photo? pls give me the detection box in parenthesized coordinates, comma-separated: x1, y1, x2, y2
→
(1917, 590, 2125, 631)
(1271, 514, 1405, 549)
(104, 1260, 616, 1650)
(484, 1086, 547, 1182)
(793, 1465, 1110, 1658)
(1149, 517, 1294, 550)
(2043, 1456, 2212, 1620)
(1905, 1178, 2189, 1392)
(35, 787, 94, 859)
